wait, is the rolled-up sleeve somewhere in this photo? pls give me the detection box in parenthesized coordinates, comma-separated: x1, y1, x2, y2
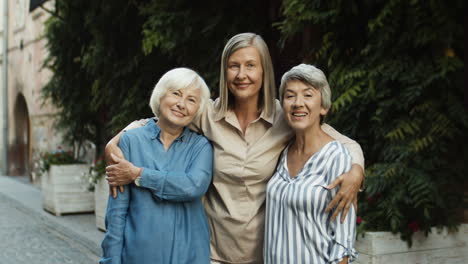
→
(139, 139, 213, 202)
(100, 135, 132, 264)
(329, 205, 358, 263)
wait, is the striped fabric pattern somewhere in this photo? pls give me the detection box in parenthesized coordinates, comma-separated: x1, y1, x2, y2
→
(264, 141, 358, 264)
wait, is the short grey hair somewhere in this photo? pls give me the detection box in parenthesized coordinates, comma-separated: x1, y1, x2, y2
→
(217, 33, 276, 118)
(149, 68, 210, 118)
(279, 64, 332, 110)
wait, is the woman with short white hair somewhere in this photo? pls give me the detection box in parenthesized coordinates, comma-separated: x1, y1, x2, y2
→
(149, 67, 211, 119)
(100, 68, 213, 264)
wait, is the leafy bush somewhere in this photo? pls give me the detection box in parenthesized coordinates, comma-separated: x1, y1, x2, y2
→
(277, 0, 466, 245)
(42, 0, 465, 245)
(43, 0, 281, 159)
(42, 0, 161, 157)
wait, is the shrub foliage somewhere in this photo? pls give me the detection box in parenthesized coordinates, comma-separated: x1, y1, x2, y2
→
(42, 0, 465, 243)
(277, 0, 466, 243)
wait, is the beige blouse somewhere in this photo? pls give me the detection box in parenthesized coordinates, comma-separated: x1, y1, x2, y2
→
(190, 99, 364, 264)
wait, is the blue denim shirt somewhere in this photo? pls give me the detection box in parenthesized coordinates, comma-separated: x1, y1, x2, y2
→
(100, 119, 213, 264)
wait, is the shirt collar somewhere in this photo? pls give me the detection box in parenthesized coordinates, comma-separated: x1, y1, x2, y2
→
(148, 118, 190, 142)
(214, 107, 275, 126)
(259, 108, 274, 125)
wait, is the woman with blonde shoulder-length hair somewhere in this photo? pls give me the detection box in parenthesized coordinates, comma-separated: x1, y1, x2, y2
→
(105, 33, 365, 264)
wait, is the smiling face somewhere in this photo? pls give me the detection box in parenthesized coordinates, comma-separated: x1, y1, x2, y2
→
(282, 80, 328, 132)
(226, 46, 264, 105)
(158, 85, 201, 129)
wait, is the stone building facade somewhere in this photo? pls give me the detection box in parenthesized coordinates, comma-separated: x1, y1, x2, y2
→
(0, 0, 63, 181)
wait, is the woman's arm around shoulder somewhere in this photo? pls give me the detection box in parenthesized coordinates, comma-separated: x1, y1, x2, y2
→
(321, 123, 364, 168)
(322, 123, 365, 222)
(105, 118, 150, 161)
(105, 118, 150, 197)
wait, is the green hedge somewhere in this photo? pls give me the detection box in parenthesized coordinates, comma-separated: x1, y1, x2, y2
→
(43, 0, 466, 244)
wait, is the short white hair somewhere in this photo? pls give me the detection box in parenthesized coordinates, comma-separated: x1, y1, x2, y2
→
(149, 68, 210, 118)
(279, 64, 332, 110)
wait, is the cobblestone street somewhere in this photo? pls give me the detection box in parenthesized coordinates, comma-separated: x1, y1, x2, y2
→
(0, 192, 100, 263)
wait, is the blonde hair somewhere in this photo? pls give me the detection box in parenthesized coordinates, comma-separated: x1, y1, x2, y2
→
(149, 68, 210, 119)
(217, 33, 276, 117)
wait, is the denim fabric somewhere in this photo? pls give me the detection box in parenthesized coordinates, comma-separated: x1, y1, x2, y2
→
(101, 119, 213, 264)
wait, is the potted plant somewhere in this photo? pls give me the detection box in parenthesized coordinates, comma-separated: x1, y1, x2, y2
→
(85, 155, 109, 231)
(39, 147, 94, 216)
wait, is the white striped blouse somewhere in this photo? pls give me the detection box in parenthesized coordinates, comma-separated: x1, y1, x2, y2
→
(264, 141, 358, 264)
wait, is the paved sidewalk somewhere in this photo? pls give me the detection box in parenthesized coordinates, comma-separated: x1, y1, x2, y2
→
(0, 175, 104, 263)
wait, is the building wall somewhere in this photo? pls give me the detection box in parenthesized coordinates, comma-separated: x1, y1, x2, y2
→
(0, 0, 4, 174)
(0, 0, 63, 179)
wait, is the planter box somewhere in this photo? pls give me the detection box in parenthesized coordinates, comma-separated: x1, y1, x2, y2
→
(356, 224, 468, 264)
(95, 177, 109, 231)
(41, 164, 95, 216)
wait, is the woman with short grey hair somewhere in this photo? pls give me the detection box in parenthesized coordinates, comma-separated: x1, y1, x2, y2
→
(279, 63, 332, 123)
(265, 64, 357, 264)
(279, 64, 332, 109)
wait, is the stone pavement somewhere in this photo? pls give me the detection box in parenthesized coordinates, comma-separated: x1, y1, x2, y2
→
(0, 175, 105, 263)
